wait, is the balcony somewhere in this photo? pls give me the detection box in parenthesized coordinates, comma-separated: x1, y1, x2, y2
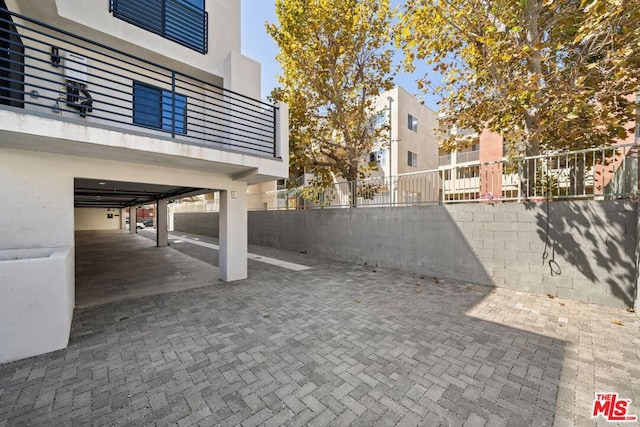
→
(0, 7, 278, 158)
(456, 150, 480, 164)
(438, 150, 479, 166)
(438, 154, 452, 166)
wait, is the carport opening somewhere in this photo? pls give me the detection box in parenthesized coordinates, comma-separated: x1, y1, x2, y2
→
(73, 178, 215, 308)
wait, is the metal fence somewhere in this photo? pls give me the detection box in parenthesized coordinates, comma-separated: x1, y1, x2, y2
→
(248, 143, 639, 210)
(0, 7, 277, 157)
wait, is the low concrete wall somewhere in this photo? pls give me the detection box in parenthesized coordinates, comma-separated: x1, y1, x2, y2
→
(175, 201, 638, 308)
(0, 246, 74, 364)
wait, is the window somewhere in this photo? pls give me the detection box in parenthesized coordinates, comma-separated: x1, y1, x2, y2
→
(0, 1, 24, 108)
(133, 82, 186, 134)
(407, 114, 418, 132)
(110, 0, 208, 53)
(407, 151, 418, 167)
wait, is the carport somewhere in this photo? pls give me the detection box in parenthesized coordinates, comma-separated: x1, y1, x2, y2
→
(73, 178, 216, 307)
(74, 178, 206, 246)
(74, 230, 219, 308)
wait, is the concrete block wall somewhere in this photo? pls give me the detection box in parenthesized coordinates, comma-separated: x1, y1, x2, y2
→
(174, 212, 220, 237)
(175, 200, 638, 308)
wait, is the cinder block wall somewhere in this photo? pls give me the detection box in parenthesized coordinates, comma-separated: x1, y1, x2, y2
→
(175, 201, 638, 308)
(174, 212, 220, 237)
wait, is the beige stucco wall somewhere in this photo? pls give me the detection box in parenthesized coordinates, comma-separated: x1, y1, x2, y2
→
(394, 88, 439, 174)
(372, 87, 439, 177)
(74, 208, 123, 231)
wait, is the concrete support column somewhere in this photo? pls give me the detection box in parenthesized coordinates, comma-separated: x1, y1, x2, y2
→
(219, 187, 247, 282)
(129, 207, 137, 234)
(156, 199, 168, 247)
(120, 208, 127, 230)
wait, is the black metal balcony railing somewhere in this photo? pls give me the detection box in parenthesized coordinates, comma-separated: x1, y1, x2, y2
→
(0, 7, 278, 157)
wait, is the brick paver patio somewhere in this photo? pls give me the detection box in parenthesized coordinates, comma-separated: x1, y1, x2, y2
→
(0, 232, 638, 426)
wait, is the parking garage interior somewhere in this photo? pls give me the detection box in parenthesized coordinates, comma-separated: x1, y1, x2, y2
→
(73, 178, 219, 308)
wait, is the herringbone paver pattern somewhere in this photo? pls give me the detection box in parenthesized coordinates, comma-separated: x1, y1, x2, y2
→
(0, 233, 638, 426)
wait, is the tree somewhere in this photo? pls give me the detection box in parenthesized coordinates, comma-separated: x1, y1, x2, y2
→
(397, 0, 639, 157)
(267, 0, 395, 200)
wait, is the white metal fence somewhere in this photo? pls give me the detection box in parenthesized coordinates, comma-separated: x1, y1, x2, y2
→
(249, 143, 639, 210)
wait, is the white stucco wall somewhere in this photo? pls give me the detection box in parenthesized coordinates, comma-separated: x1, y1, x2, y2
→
(0, 147, 246, 247)
(9, 0, 241, 80)
(0, 246, 74, 364)
(74, 208, 123, 231)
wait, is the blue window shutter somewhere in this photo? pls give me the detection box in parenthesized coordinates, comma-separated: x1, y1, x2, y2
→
(133, 82, 161, 129)
(162, 91, 187, 134)
(181, 0, 204, 7)
(112, 0, 207, 53)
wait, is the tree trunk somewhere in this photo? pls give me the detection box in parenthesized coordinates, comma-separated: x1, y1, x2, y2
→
(520, 0, 542, 200)
(570, 157, 586, 197)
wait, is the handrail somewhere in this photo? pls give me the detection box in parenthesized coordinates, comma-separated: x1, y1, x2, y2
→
(247, 143, 640, 209)
(0, 7, 278, 157)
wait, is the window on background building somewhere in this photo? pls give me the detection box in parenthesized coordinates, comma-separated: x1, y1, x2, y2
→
(369, 111, 387, 132)
(110, 0, 208, 53)
(407, 151, 417, 167)
(133, 82, 187, 134)
(378, 149, 387, 166)
(407, 114, 418, 132)
(471, 143, 479, 151)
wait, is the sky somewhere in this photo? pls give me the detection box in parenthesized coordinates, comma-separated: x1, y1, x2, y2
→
(240, 0, 442, 112)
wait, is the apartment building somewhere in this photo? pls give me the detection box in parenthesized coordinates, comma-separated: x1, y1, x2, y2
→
(0, 0, 288, 362)
(247, 86, 439, 209)
(369, 86, 439, 178)
(438, 105, 639, 201)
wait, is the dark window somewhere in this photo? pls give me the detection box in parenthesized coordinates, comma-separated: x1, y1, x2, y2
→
(133, 82, 186, 134)
(407, 114, 418, 132)
(0, 1, 24, 108)
(407, 151, 417, 167)
(110, 0, 208, 54)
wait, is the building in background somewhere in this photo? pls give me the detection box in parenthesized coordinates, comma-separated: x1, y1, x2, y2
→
(437, 98, 639, 201)
(370, 86, 439, 178)
(246, 86, 439, 209)
(0, 0, 288, 363)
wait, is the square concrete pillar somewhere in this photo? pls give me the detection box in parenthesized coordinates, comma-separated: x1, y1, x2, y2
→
(120, 208, 127, 230)
(129, 207, 137, 234)
(156, 199, 168, 247)
(219, 187, 247, 282)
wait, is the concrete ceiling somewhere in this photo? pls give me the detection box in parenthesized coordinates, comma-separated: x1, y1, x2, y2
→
(74, 178, 209, 208)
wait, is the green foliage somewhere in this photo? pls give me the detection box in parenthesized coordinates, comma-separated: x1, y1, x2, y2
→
(267, 0, 395, 185)
(298, 184, 335, 206)
(397, 0, 640, 156)
(355, 182, 382, 200)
